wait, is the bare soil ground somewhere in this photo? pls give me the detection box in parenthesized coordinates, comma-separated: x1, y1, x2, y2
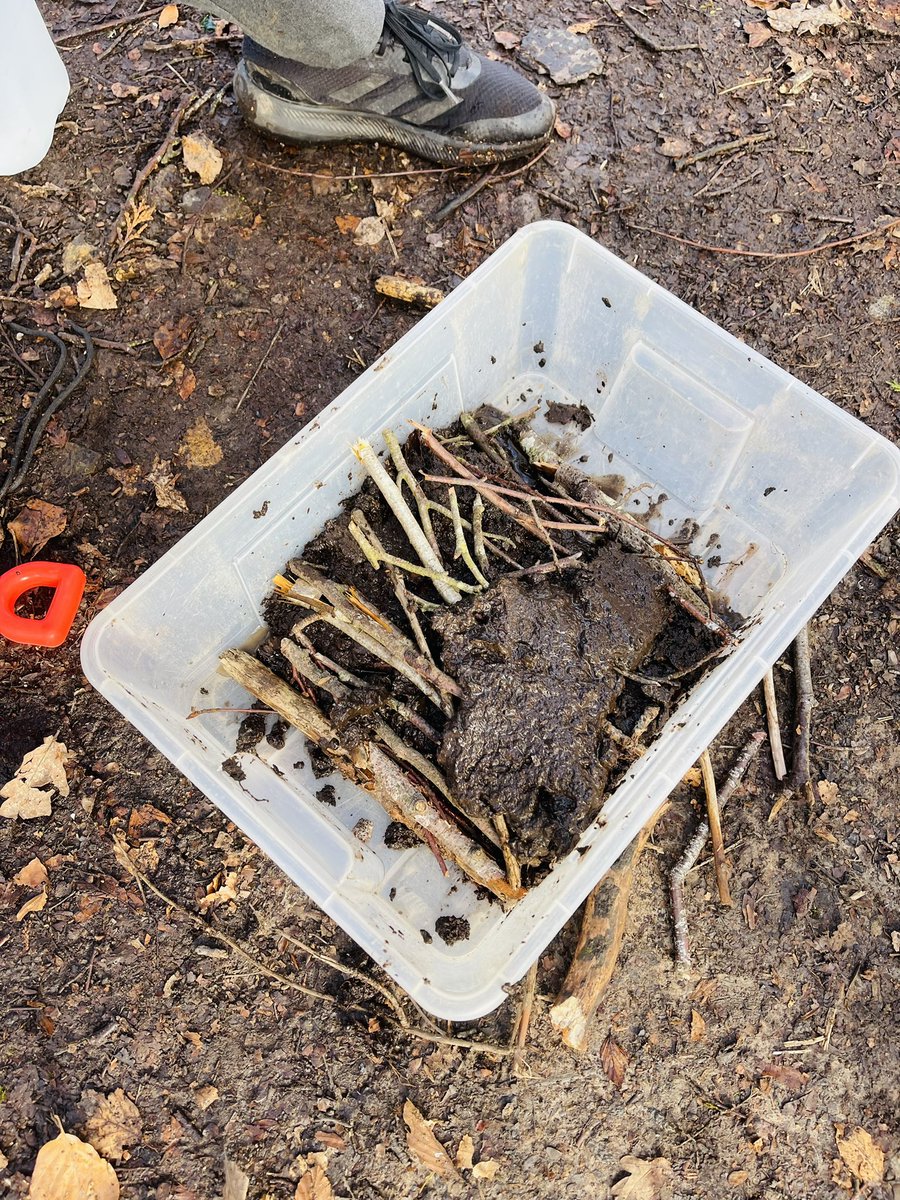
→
(1, 1, 898, 1197)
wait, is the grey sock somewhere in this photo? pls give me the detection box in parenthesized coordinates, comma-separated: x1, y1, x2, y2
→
(202, 0, 385, 67)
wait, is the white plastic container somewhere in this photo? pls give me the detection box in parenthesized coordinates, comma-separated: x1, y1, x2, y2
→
(81, 223, 900, 1020)
(0, 0, 70, 176)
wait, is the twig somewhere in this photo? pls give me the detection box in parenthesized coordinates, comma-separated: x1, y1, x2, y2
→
(279, 932, 410, 1026)
(383, 428, 441, 556)
(605, 0, 700, 51)
(54, 6, 164, 43)
(448, 487, 489, 587)
(549, 804, 666, 1052)
(353, 439, 458, 604)
(674, 131, 773, 171)
(769, 624, 817, 820)
(700, 749, 731, 906)
(505, 553, 583, 579)
(472, 494, 488, 573)
(671, 733, 765, 968)
(236, 317, 286, 411)
(114, 832, 509, 1054)
(347, 518, 481, 597)
(493, 814, 521, 893)
(626, 217, 900, 260)
(351, 510, 434, 661)
(249, 158, 461, 182)
(762, 667, 787, 782)
(510, 962, 539, 1073)
(107, 93, 192, 247)
(431, 145, 550, 226)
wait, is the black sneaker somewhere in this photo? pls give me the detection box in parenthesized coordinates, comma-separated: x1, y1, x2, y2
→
(233, 0, 555, 165)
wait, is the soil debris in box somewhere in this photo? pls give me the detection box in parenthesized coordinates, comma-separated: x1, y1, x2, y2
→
(225, 406, 737, 898)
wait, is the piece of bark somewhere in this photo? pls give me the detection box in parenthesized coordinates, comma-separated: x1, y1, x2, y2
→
(550, 807, 664, 1052)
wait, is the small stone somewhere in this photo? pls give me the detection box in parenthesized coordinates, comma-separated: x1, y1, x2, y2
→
(353, 818, 374, 843)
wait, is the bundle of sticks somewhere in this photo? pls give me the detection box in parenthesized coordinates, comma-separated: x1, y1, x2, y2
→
(220, 409, 736, 918)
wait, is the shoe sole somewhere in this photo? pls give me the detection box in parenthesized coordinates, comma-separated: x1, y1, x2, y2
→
(233, 61, 551, 167)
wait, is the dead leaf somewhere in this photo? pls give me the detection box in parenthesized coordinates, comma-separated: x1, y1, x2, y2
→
(223, 1158, 250, 1200)
(403, 1100, 459, 1179)
(682, 765, 703, 788)
(294, 1165, 333, 1200)
(109, 464, 143, 496)
(690, 1009, 706, 1042)
(744, 20, 775, 45)
(0, 779, 53, 820)
(197, 870, 238, 913)
(314, 1132, 346, 1151)
(82, 1089, 142, 1163)
(153, 315, 194, 359)
(334, 214, 361, 235)
(14, 857, 49, 888)
(835, 1126, 884, 1183)
(179, 417, 222, 468)
(568, 17, 600, 32)
(818, 780, 839, 804)
(493, 29, 520, 47)
(182, 132, 223, 185)
(600, 1035, 629, 1089)
(77, 261, 117, 310)
(353, 216, 387, 247)
(761, 1063, 809, 1091)
(8, 499, 67, 555)
(658, 136, 692, 158)
(456, 1134, 475, 1170)
(45, 284, 79, 309)
(611, 1156, 672, 1199)
(554, 116, 573, 139)
(767, 1, 851, 34)
(16, 889, 48, 920)
(158, 2, 179, 26)
(177, 365, 197, 402)
(472, 1160, 501, 1180)
(28, 1128, 119, 1200)
(193, 1084, 219, 1110)
(147, 456, 188, 512)
(61, 236, 98, 276)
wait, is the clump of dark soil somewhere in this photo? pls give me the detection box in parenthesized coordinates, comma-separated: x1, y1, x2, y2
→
(435, 915, 471, 945)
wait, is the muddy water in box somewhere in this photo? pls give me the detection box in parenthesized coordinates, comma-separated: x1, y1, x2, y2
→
(435, 544, 670, 864)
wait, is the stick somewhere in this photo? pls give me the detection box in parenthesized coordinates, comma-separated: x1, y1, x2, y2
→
(699, 750, 731, 906)
(220, 651, 518, 902)
(510, 962, 539, 1073)
(448, 486, 489, 587)
(472, 494, 489, 573)
(493, 814, 521, 893)
(54, 6, 164, 42)
(549, 805, 665, 1053)
(348, 509, 435, 661)
(107, 93, 192, 247)
(383, 429, 441, 557)
(236, 318, 285, 411)
(674, 132, 773, 171)
(768, 624, 817, 820)
(347, 518, 481, 595)
(604, 0, 700, 51)
(671, 732, 764, 968)
(353, 439, 458, 604)
(626, 216, 900, 261)
(762, 667, 787, 781)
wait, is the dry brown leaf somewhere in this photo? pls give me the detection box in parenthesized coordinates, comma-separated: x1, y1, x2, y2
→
(658, 136, 691, 158)
(153, 315, 194, 360)
(600, 1035, 629, 1089)
(16, 889, 48, 920)
(314, 1132, 346, 1151)
(223, 1158, 249, 1200)
(611, 1155, 672, 1199)
(177, 365, 197, 402)
(14, 857, 49, 888)
(147, 456, 188, 512)
(744, 19, 775, 44)
(835, 1126, 884, 1183)
(0, 779, 53, 820)
(61, 236, 98, 276)
(403, 1100, 459, 1179)
(681, 765, 703, 788)
(8, 499, 67, 555)
(77, 261, 117, 310)
(767, 0, 850, 33)
(760, 1063, 809, 1091)
(197, 870, 238, 913)
(28, 1128, 120, 1200)
(108, 464, 143, 496)
(455, 1134, 475, 1171)
(158, 3, 179, 26)
(179, 417, 222, 468)
(182, 132, 223, 185)
(193, 1084, 219, 1111)
(82, 1089, 142, 1162)
(334, 214, 361, 235)
(472, 1160, 501, 1180)
(493, 29, 521, 47)
(818, 779, 839, 804)
(569, 18, 600, 32)
(353, 216, 387, 247)
(690, 1009, 706, 1042)
(294, 1165, 333, 1200)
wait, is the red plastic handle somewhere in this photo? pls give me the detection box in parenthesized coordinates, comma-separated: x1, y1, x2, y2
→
(0, 562, 86, 648)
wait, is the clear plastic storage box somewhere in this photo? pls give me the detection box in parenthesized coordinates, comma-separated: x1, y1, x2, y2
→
(82, 222, 900, 1020)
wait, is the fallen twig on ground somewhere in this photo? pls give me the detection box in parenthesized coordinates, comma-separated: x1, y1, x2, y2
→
(671, 732, 765, 968)
(549, 804, 666, 1052)
(763, 666, 787, 781)
(769, 624, 818, 820)
(510, 962, 539, 1073)
(54, 5, 164, 43)
(700, 749, 732, 905)
(604, 0, 700, 51)
(626, 217, 900, 260)
(674, 131, 773, 171)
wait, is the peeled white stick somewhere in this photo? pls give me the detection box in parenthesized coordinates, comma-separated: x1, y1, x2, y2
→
(353, 438, 459, 605)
